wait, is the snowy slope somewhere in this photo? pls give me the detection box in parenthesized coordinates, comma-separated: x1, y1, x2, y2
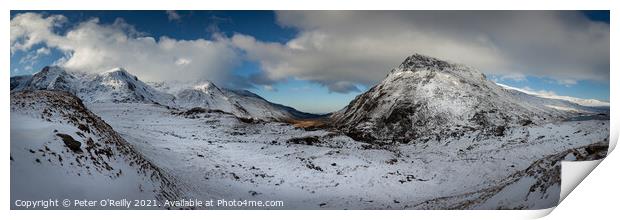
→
(414, 142, 607, 210)
(10, 90, 184, 209)
(331, 53, 598, 144)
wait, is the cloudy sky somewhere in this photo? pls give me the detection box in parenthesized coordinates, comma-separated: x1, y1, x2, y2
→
(10, 11, 609, 113)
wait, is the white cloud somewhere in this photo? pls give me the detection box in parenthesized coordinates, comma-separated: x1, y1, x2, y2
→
(35, 47, 51, 55)
(495, 73, 528, 82)
(174, 57, 192, 65)
(10, 12, 240, 84)
(557, 79, 578, 86)
(166, 11, 181, 22)
(10, 13, 67, 54)
(262, 85, 276, 92)
(234, 11, 609, 93)
(20, 47, 50, 64)
(520, 86, 558, 97)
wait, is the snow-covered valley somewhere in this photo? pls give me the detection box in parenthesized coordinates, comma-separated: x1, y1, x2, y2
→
(87, 102, 607, 209)
(10, 53, 610, 210)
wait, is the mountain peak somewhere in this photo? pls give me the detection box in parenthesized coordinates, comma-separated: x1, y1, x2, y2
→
(193, 81, 221, 93)
(392, 53, 453, 72)
(39, 65, 67, 74)
(100, 67, 139, 81)
(35, 66, 72, 79)
(28, 65, 76, 92)
(391, 53, 478, 74)
(101, 67, 130, 76)
(104, 67, 129, 73)
(389, 53, 485, 81)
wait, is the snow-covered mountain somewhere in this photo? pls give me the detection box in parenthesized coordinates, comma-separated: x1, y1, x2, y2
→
(11, 66, 317, 121)
(175, 81, 234, 110)
(10, 90, 184, 207)
(151, 80, 319, 121)
(11, 66, 80, 93)
(331, 53, 604, 144)
(80, 68, 176, 105)
(11, 66, 175, 105)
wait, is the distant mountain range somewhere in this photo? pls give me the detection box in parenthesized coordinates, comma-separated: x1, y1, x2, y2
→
(10, 66, 319, 121)
(10, 54, 608, 143)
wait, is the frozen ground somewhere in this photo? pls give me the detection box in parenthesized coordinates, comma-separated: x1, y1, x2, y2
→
(90, 103, 608, 209)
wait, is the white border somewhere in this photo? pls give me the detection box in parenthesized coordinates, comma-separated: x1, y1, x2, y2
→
(2, 1, 617, 219)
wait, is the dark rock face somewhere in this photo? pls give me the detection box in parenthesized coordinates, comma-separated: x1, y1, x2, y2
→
(56, 133, 83, 153)
(331, 53, 562, 144)
(395, 53, 461, 73)
(185, 107, 207, 115)
(287, 136, 321, 145)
